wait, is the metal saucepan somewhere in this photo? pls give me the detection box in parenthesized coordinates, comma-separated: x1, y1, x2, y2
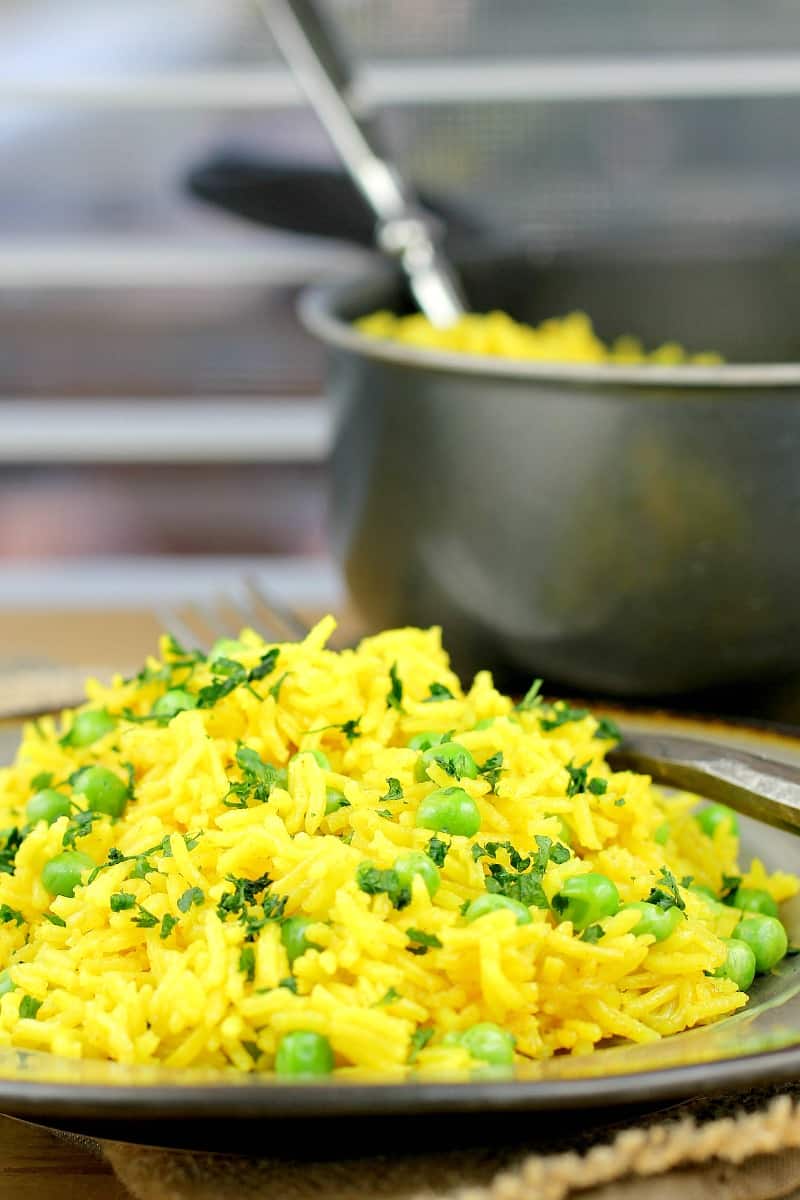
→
(300, 242, 800, 698)
(189, 154, 800, 697)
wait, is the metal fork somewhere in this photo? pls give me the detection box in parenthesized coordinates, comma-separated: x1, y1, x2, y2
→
(157, 577, 311, 655)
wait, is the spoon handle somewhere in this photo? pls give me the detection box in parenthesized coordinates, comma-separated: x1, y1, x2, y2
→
(608, 732, 800, 834)
(256, 0, 466, 327)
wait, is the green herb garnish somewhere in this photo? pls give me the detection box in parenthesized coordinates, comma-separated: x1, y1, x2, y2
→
(386, 662, 404, 712)
(424, 683, 455, 703)
(19, 995, 42, 1020)
(355, 863, 410, 910)
(425, 835, 450, 867)
(177, 887, 204, 913)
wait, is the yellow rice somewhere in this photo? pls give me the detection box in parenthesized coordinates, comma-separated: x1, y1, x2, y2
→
(357, 309, 723, 366)
(0, 620, 793, 1077)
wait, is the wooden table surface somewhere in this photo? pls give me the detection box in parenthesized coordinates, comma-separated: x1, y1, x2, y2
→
(1, 1114, 129, 1198)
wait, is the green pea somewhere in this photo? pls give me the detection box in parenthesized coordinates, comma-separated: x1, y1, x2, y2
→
(26, 788, 71, 827)
(64, 709, 115, 748)
(415, 741, 478, 783)
(546, 815, 572, 846)
(728, 887, 778, 918)
(713, 937, 757, 991)
(624, 901, 682, 942)
(696, 804, 740, 839)
(324, 788, 350, 815)
(41, 851, 95, 898)
(280, 916, 321, 965)
(393, 851, 440, 898)
(274, 1030, 334, 1077)
(690, 883, 719, 902)
(554, 872, 620, 931)
(460, 1023, 516, 1066)
(464, 893, 532, 925)
(734, 915, 788, 973)
(654, 822, 670, 845)
(210, 638, 247, 660)
(152, 688, 197, 719)
(408, 731, 448, 753)
(293, 749, 331, 771)
(0, 970, 15, 998)
(73, 766, 129, 818)
(416, 787, 481, 837)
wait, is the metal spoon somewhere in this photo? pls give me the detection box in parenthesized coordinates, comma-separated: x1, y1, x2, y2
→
(609, 733, 800, 835)
(255, 0, 467, 328)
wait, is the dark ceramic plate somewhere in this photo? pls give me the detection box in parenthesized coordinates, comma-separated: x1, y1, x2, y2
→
(1, 711, 800, 1155)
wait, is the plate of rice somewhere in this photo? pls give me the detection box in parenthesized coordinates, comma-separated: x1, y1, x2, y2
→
(1, 619, 800, 1152)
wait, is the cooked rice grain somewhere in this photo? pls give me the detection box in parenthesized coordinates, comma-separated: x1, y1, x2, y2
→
(0, 620, 792, 1076)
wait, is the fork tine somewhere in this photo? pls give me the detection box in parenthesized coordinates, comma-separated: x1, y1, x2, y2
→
(155, 605, 209, 654)
(156, 602, 232, 655)
(243, 576, 309, 641)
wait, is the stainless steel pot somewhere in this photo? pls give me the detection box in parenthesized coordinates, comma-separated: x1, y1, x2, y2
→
(302, 243, 800, 697)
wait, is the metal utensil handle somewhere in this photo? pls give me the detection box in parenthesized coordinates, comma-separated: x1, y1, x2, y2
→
(609, 732, 800, 835)
(256, 0, 466, 326)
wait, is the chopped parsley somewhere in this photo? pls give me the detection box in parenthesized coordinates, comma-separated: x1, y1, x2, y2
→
(247, 648, 280, 681)
(516, 678, 544, 712)
(355, 863, 410, 910)
(224, 745, 283, 809)
(196, 657, 253, 709)
(132, 904, 159, 929)
(588, 777, 608, 795)
(239, 945, 256, 982)
(336, 718, 362, 741)
(268, 671, 290, 701)
(614, 797, 626, 807)
(242, 1040, 261, 1063)
(19, 995, 42, 1020)
(306, 718, 362, 742)
(42, 912, 66, 928)
(62, 811, 99, 851)
(408, 1026, 434, 1063)
(380, 778, 404, 803)
(478, 752, 504, 792)
(109, 892, 136, 912)
(425, 835, 450, 867)
(406, 928, 442, 955)
(375, 987, 401, 1007)
(0, 904, 24, 927)
(565, 759, 591, 797)
(424, 682, 455, 703)
(386, 662, 404, 712)
(177, 887, 204, 913)
(473, 838, 568, 909)
(581, 924, 606, 944)
(594, 716, 622, 742)
(646, 867, 686, 913)
(0, 827, 23, 876)
(160, 914, 179, 940)
(720, 874, 742, 901)
(539, 703, 590, 733)
(216, 872, 272, 921)
(216, 873, 286, 942)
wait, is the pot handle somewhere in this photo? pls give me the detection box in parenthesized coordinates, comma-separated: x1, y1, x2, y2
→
(186, 154, 484, 250)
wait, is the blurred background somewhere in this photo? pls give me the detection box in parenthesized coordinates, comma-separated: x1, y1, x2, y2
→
(3, 0, 800, 612)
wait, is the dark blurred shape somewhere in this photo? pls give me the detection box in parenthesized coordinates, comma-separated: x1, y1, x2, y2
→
(187, 154, 483, 249)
